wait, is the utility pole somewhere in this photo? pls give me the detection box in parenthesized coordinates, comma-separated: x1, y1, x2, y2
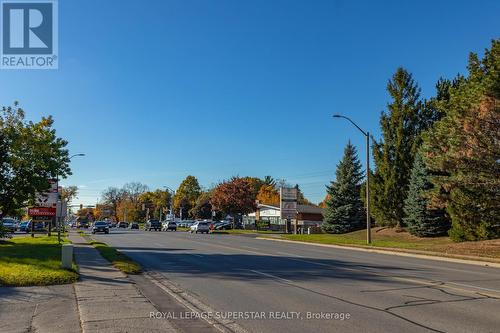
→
(366, 131, 371, 244)
(333, 115, 371, 244)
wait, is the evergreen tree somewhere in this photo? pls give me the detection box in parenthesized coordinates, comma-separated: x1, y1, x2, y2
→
(403, 153, 450, 237)
(371, 68, 424, 228)
(322, 142, 364, 234)
(422, 39, 500, 241)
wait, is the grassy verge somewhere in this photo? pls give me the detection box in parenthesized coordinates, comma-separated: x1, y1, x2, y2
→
(89, 241, 141, 274)
(0, 235, 78, 286)
(265, 228, 500, 260)
(211, 229, 284, 235)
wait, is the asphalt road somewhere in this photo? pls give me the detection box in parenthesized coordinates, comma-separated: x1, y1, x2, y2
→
(91, 229, 500, 333)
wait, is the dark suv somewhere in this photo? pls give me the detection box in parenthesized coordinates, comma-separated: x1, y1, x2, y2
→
(145, 219, 161, 231)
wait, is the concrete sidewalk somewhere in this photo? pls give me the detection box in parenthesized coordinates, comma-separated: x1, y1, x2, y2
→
(0, 284, 81, 333)
(68, 232, 177, 333)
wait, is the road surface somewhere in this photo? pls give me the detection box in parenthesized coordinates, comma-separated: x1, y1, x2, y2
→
(92, 229, 500, 333)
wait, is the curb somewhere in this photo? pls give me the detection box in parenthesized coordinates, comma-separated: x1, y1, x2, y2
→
(256, 237, 500, 268)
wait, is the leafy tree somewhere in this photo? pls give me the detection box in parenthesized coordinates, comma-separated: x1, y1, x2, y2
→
(139, 190, 171, 219)
(173, 176, 201, 218)
(403, 153, 450, 237)
(123, 182, 149, 206)
(189, 192, 213, 219)
(322, 142, 365, 234)
(256, 184, 280, 206)
(263, 175, 276, 187)
(242, 177, 265, 200)
(0, 102, 71, 218)
(371, 68, 425, 228)
(101, 187, 126, 221)
(210, 177, 257, 220)
(318, 194, 330, 208)
(116, 199, 140, 222)
(61, 186, 78, 204)
(94, 204, 114, 220)
(294, 184, 313, 205)
(422, 39, 500, 241)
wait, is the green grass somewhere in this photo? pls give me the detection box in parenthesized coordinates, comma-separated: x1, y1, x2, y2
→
(89, 241, 141, 274)
(0, 235, 78, 287)
(211, 229, 284, 235)
(277, 228, 450, 249)
(266, 228, 500, 259)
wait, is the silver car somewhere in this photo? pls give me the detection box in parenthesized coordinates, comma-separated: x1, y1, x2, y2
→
(189, 221, 210, 234)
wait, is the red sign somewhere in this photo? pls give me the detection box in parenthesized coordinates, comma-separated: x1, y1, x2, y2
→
(28, 207, 56, 217)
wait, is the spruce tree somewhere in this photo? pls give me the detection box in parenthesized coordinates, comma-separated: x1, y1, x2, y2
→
(371, 68, 424, 228)
(403, 153, 450, 237)
(322, 142, 364, 234)
(422, 39, 500, 241)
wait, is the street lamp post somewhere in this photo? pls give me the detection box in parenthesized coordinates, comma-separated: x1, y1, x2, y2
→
(332, 115, 371, 244)
(57, 153, 85, 243)
(163, 186, 175, 219)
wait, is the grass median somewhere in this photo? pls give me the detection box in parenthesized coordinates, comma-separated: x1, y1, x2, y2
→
(211, 229, 284, 235)
(266, 228, 500, 260)
(0, 235, 78, 287)
(89, 240, 141, 274)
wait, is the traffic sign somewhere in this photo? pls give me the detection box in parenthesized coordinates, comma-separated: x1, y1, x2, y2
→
(28, 207, 56, 217)
(35, 179, 58, 208)
(280, 187, 298, 219)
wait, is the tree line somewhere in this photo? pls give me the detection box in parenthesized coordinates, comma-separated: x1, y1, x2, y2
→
(95, 175, 313, 222)
(322, 39, 500, 242)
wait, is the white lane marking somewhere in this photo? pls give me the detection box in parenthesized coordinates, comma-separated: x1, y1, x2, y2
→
(249, 270, 293, 284)
(191, 254, 203, 258)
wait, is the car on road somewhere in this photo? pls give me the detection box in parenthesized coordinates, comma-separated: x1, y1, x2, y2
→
(190, 221, 210, 234)
(92, 221, 110, 234)
(178, 220, 195, 228)
(24, 221, 47, 233)
(162, 221, 177, 232)
(117, 222, 129, 228)
(18, 221, 30, 232)
(129, 222, 139, 230)
(1, 218, 17, 233)
(145, 219, 161, 231)
(214, 221, 233, 230)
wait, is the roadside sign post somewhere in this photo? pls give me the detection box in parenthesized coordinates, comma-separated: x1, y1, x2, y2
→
(280, 187, 298, 234)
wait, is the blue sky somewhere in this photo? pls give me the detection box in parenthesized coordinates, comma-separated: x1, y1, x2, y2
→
(1, 0, 499, 205)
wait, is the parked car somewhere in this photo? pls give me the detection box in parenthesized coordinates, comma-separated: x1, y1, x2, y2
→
(162, 221, 177, 232)
(92, 221, 110, 234)
(145, 219, 161, 231)
(25, 221, 47, 232)
(178, 220, 195, 228)
(117, 222, 129, 228)
(214, 221, 233, 230)
(190, 221, 210, 234)
(1, 218, 17, 233)
(129, 222, 139, 230)
(18, 221, 30, 232)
